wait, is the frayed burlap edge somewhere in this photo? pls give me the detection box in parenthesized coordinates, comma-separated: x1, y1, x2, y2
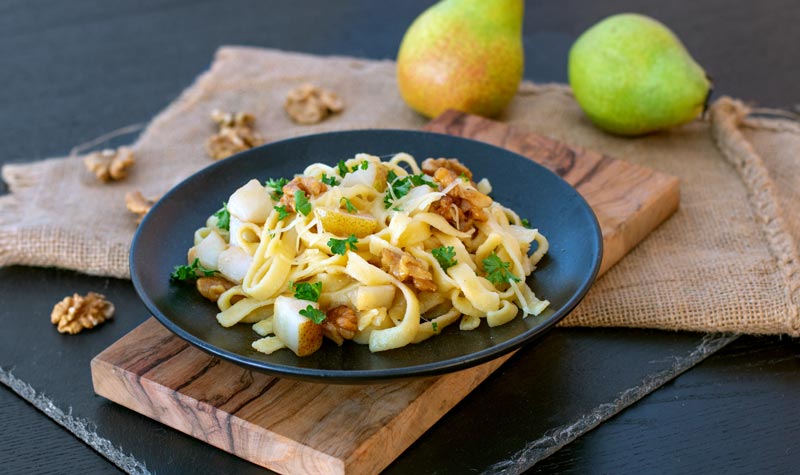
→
(710, 97, 800, 335)
(0, 158, 131, 278)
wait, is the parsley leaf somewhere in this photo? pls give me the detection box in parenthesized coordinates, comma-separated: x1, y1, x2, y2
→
(432, 246, 457, 270)
(294, 190, 312, 216)
(274, 205, 290, 220)
(383, 171, 413, 209)
(459, 172, 470, 182)
(337, 160, 349, 177)
(431, 321, 438, 332)
(350, 160, 369, 172)
(482, 253, 520, 285)
(266, 177, 289, 200)
(409, 174, 433, 186)
(299, 305, 326, 324)
(213, 202, 230, 231)
(321, 173, 339, 186)
(170, 258, 215, 281)
(341, 197, 357, 213)
(292, 281, 323, 302)
(328, 234, 358, 255)
(520, 218, 531, 229)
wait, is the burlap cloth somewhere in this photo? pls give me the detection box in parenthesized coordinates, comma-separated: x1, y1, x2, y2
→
(1, 46, 798, 335)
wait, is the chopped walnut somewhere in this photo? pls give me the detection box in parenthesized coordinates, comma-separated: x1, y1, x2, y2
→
(381, 249, 437, 293)
(83, 146, 135, 182)
(284, 83, 344, 125)
(322, 305, 358, 346)
(196, 276, 235, 302)
(278, 176, 328, 211)
(125, 191, 157, 223)
(422, 158, 473, 182)
(206, 109, 265, 160)
(427, 163, 493, 231)
(51, 292, 114, 334)
(429, 194, 470, 231)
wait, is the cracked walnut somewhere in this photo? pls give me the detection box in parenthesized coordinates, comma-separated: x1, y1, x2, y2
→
(206, 109, 265, 160)
(284, 83, 344, 125)
(51, 292, 115, 334)
(83, 146, 135, 182)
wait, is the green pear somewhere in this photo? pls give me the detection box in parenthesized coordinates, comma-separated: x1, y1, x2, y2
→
(568, 14, 711, 136)
(397, 0, 524, 118)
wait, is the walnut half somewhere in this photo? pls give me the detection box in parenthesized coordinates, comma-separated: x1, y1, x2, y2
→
(322, 305, 358, 346)
(51, 292, 114, 334)
(83, 146, 135, 182)
(206, 109, 265, 160)
(284, 83, 344, 125)
(381, 249, 437, 293)
(196, 276, 235, 302)
(125, 191, 157, 223)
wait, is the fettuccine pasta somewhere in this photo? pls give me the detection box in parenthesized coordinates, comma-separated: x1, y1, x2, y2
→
(176, 153, 549, 356)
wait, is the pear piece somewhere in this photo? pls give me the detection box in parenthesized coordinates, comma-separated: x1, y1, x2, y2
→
(397, 0, 524, 118)
(315, 207, 378, 238)
(272, 296, 323, 357)
(568, 13, 711, 136)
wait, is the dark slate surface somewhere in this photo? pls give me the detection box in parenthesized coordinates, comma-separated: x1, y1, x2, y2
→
(0, 388, 122, 475)
(0, 266, 733, 474)
(534, 335, 800, 474)
(1, 0, 799, 474)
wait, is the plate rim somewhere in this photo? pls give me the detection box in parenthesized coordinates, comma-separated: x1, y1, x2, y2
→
(130, 128, 603, 383)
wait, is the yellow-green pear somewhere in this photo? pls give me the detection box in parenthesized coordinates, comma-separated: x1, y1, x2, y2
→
(568, 13, 712, 136)
(397, 0, 524, 118)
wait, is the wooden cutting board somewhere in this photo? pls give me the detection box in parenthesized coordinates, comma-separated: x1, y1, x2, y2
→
(91, 112, 679, 475)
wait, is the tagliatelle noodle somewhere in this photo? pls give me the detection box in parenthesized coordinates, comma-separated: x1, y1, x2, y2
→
(183, 153, 550, 356)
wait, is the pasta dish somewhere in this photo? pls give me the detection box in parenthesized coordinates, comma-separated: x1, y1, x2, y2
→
(172, 153, 549, 357)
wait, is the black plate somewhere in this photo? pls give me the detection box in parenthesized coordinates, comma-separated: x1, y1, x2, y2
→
(130, 130, 602, 383)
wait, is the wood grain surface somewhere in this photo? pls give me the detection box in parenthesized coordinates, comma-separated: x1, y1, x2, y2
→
(91, 112, 679, 475)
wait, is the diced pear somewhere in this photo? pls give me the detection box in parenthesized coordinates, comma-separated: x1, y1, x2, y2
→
(227, 179, 273, 224)
(341, 163, 377, 188)
(353, 285, 396, 311)
(228, 216, 243, 247)
(272, 296, 323, 357)
(314, 207, 378, 238)
(188, 230, 226, 269)
(216, 246, 252, 284)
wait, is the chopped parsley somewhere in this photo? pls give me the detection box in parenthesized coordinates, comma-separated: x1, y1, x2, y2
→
(409, 173, 434, 186)
(321, 173, 339, 186)
(431, 321, 439, 332)
(294, 190, 312, 216)
(328, 234, 359, 255)
(274, 205, 290, 220)
(292, 281, 322, 302)
(341, 197, 357, 213)
(459, 172, 470, 182)
(520, 218, 531, 228)
(299, 305, 326, 324)
(170, 258, 215, 281)
(266, 177, 289, 200)
(350, 160, 369, 172)
(383, 170, 414, 209)
(432, 246, 457, 270)
(336, 160, 349, 177)
(213, 202, 230, 231)
(483, 253, 520, 285)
